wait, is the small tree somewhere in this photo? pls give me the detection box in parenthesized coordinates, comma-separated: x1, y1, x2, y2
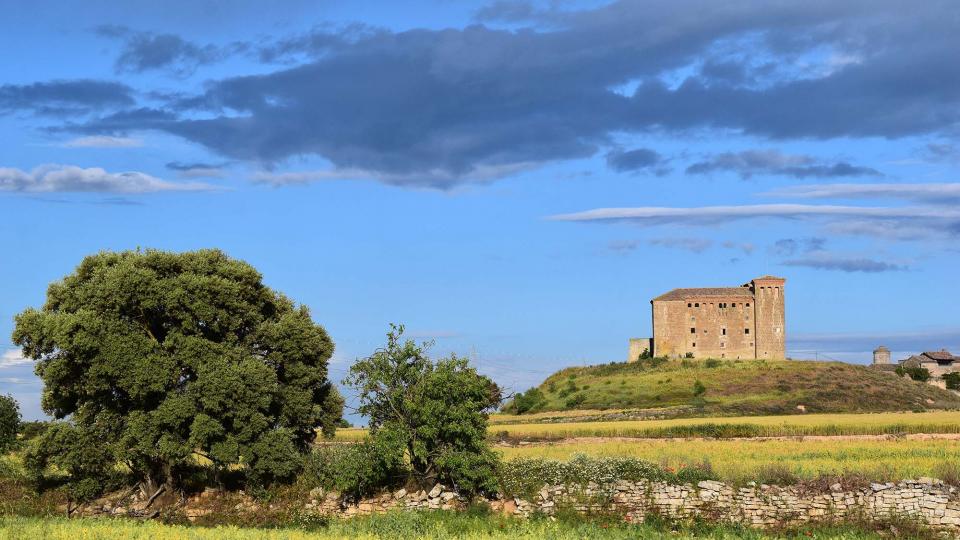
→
(896, 365, 931, 382)
(345, 325, 501, 495)
(943, 372, 960, 391)
(693, 379, 707, 397)
(14, 249, 342, 497)
(0, 394, 21, 453)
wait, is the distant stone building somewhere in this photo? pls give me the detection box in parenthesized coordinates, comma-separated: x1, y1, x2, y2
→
(901, 350, 960, 380)
(629, 276, 786, 361)
(873, 345, 891, 365)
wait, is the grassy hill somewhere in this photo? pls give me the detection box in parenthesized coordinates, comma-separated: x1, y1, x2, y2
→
(503, 358, 960, 418)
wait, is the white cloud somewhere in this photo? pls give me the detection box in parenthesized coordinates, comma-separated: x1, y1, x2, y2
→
(548, 204, 957, 224)
(62, 136, 144, 148)
(0, 349, 31, 369)
(765, 183, 960, 205)
(0, 164, 215, 193)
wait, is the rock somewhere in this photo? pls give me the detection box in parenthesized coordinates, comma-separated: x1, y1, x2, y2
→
(309, 487, 325, 499)
(441, 492, 457, 502)
(796, 404, 806, 412)
(428, 484, 443, 498)
(830, 483, 842, 492)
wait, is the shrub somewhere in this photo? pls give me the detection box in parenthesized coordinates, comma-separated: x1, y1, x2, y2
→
(345, 325, 501, 496)
(498, 454, 715, 499)
(692, 380, 706, 397)
(301, 439, 406, 500)
(503, 388, 546, 415)
(0, 395, 20, 453)
(564, 393, 586, 409)
(17, 421, 50, 443)
(943, 372, 960, 391)
(896, 365, 931, 382)
(704, 358, 721, 369)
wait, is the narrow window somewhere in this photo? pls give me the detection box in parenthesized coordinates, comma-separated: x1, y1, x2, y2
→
(744, 328, 750, 335)
(731, 303, 736, 307)
(687, 303, 692, 308)
(692, 342, 696, 347)
(690, 327, 696, 334)
(722, 328, 727, 335)
(746, 303, 750, 307)
(695, 303, 699, 308)
(720, 342, 725, 348)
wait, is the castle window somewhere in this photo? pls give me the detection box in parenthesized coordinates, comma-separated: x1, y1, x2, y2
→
(687, 303, 692, 308)
(732, 303, 736, 307)
(690, 328, 696, 334)
(746, 303, 750, 307)
(695, 303, 699, 308)
(692, 342, 696, 347)
(720, 342, 725, 348)
(744, 328, 750, 335)
(722, 328, 727, 335)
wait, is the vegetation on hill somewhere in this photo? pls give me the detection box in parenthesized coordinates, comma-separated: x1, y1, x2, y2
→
(501, 358, 960, 416)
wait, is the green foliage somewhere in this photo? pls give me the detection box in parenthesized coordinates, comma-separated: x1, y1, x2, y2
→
(684, 352, 695, 359)
(896, 365, 931, 382)
(302, 440, 406, 500)
(23, 422, 117, 502)
(0, 395, 20, 453)
(502, 388, 546, 415)
(943, 372, 960, 391)
(498, 454, 715, 499)
(12, 249, 342, 491)
(564, 393, 586, 409)
(637, 347, 652, 360)
(704, 358, 721, 369)
(692, 379, 706, 397)
(345, 325, 502, 495)
(17, 421, 51, 443)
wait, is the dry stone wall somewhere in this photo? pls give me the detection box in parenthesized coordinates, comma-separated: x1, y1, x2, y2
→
(80, 478, 960, 532)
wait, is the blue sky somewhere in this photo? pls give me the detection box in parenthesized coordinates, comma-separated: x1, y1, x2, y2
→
(2, 0, 959, 423)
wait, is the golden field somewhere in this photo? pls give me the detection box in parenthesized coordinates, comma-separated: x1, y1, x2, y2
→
(499, 436, 960, 483)
(335, 410, 960, 441)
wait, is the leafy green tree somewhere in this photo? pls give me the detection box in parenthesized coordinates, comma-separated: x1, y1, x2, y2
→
(693, 380, 707, 397)
(943, 372, 960, 391)
(345, 325, 502, 495)
(13, 249, 342, 495)
(0, 394, 21, 453)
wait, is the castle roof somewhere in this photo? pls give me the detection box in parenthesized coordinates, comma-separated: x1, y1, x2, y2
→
(652, 287, 754, 302)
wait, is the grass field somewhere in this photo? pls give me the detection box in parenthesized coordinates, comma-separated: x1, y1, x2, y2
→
(500, 437, 960, 484)
(0, 514, 909, 539)
(489, 410, 960, 440)
(335, 411, 960, 442)
(506, 359, 960, 415)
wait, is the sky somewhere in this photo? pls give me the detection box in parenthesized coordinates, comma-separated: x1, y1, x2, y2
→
(1, 0, 959, 423)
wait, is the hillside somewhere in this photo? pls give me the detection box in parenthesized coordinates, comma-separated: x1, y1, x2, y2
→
(503, 358, 960, 418)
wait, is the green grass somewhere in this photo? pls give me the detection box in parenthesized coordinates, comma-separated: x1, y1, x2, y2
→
(0, 513, 919, 539)
(507, 359, 960, 415)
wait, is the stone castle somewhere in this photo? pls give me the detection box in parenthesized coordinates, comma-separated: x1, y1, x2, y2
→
(630, 276, 786, 361)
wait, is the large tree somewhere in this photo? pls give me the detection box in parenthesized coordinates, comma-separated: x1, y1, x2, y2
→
(13, 249, 342, 496)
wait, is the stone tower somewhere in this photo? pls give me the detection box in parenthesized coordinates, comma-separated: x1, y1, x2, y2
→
(751, 276, 786, 360)
(873, 345, 891, 365)
(642, 276, 786, 360)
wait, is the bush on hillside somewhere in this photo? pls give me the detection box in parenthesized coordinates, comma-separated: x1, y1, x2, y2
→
(896, 365, 931, 382)
(502, 388, 546, 415)
(943, 372, 960, 391)
(301, 439, 406, 500)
